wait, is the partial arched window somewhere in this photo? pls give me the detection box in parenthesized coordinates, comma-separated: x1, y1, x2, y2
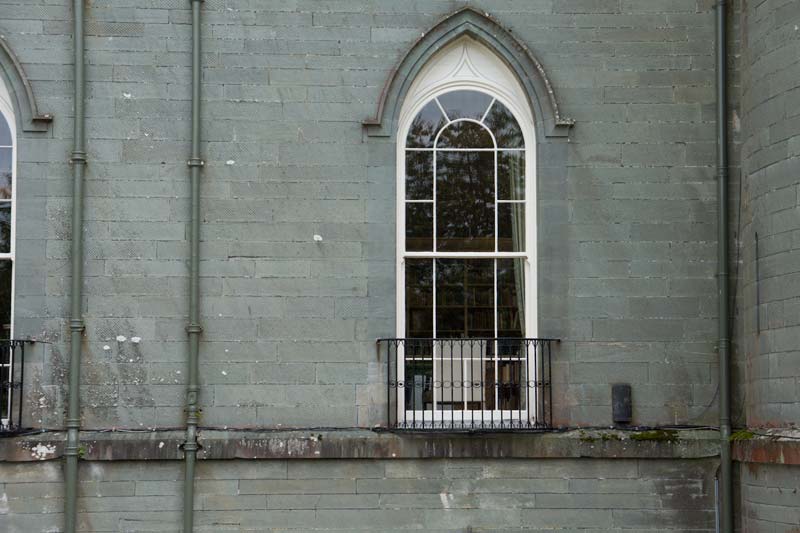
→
(0, 85, 14, 340)
(396, 38, 537, 426)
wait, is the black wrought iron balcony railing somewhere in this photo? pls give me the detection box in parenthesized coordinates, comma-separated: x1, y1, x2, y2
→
(1, 339, 33, 434)
(378, 337, 555, 430)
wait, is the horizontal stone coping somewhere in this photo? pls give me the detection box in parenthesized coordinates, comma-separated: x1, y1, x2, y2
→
(0, 428, 727, 462)
(732, 429, 800, 466)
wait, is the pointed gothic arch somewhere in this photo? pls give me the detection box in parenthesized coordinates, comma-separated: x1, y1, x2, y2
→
(364, 7, 573, 139)
(0, 36, 53, 132)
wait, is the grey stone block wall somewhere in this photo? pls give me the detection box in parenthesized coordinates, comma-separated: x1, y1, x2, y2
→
(739, 462, 800, 532)
(0, 0, 722, 429)
(736, 0, 800, 426)
(0, 457, 717, 532)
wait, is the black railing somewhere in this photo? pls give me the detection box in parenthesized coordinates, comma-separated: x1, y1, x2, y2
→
(378, 338, 555, 430)
(1, 339, 32, 434)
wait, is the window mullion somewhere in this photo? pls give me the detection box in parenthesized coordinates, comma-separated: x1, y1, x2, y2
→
(432, 146, 437, 253)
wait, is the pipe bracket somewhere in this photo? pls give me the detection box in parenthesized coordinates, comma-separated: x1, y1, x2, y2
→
(69, 151, 87, 165)
(187, 158, 205, 168)
(186, 323, 203, 334)
(69, 319, 85, 333)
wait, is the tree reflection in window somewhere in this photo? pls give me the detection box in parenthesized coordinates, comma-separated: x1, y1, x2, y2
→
(404, 89, 527, 339)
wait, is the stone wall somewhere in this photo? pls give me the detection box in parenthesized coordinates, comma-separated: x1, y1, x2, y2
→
(736, 0, 800, 426)
(739, 462, 800, 532)
(0, 0, 724, 431)
(0, 457, 718, 532)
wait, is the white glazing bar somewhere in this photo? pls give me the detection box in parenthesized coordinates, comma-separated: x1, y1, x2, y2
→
(481, 98, 496, 123)
(434, 97, 450, 122)
(404, 251, 527, 258)
(431, 259, 437, 420)
(493, 259, 499, 413)
(406, 148, 525, 152)
(432, 147, 437, 252)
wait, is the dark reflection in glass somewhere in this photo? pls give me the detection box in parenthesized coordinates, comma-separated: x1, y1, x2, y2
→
(438, 90, 492, 121)
(406, 203, 432, 251)
(497, 258, 524, 338)
(484, 100, 524, 148)
(498, 203, 525, 252)
(436, 151, 494, 251)
(0, 260, 10, 339)
(436, 259, 494, 338)
(406, 100, 446, 148)
(405, 259, 433, 338)
(498, 151, 524, 200)
(0, 150, 10, 200)
(405, 151, 433, 200)
(0, 204, 9, 254)
(437, 121, 493, 149)
(405, 359, 433, 410)
(0, 116, 10, 146)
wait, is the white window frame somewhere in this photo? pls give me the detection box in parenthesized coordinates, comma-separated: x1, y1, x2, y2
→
(0, 82, 17, 428)
(395, 39, 538, 427)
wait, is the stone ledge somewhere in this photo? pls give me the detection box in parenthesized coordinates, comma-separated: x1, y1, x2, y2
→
(732, 430, 800, 466)
(0, 428, 720, 462)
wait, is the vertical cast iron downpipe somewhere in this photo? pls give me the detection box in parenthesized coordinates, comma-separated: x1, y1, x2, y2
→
(716, 1, 733, 532)
(64, 0, 86, 531)
(183, 1, 204, 532)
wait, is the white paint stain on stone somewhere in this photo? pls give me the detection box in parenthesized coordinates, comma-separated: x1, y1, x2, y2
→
(116, 335, 127, 342)
(31, 443, 57, 460)
(131, 336, 141, 344)
(102, 345, 111, 351)
(313, 234, 323, 242)
(439, 492, 450, 509)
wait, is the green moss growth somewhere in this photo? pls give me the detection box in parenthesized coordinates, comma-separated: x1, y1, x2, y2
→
(629, 429, 679, 442)
(730, 429, 756, 441)
(578, 430, 597, 443)
(600, 432, 622, 441)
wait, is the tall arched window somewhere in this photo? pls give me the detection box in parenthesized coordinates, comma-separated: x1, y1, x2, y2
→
(396, 39, 537, 427)
(0, 87, 14, 341)
(0, 81, 16, 430)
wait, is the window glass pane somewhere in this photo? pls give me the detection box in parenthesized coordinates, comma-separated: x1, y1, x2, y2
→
(0, 204, 9, 254)
(498, 203, 525, 252)
(436, 259, 494, 338)
(406, 100, 445, 148)
(498, 151, 524, 200)
(437, 90, 492, 121)
(497, 258, 524, 337)
(484, 100, 524, 148)
(405, 203, 432, 251)
(0, 115, 10, 146)
(405, 259, 433, 338)
(0, 147, 11, 199)
(0, 260, 10, 339)
(436, 121, 493, 149)
(405, 151, 432, 200)
(404, 359, 433, 411)
(436, 151, 494, 251)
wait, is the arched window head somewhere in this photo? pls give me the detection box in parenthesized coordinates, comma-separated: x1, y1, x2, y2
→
(395, 38, 539, 427)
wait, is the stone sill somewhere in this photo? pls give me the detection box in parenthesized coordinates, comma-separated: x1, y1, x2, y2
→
(0, 428, 721, 462)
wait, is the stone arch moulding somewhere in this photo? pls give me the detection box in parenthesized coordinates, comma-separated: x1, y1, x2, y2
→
(364, 7, 573, 139)
(0, 35, 53, 132)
